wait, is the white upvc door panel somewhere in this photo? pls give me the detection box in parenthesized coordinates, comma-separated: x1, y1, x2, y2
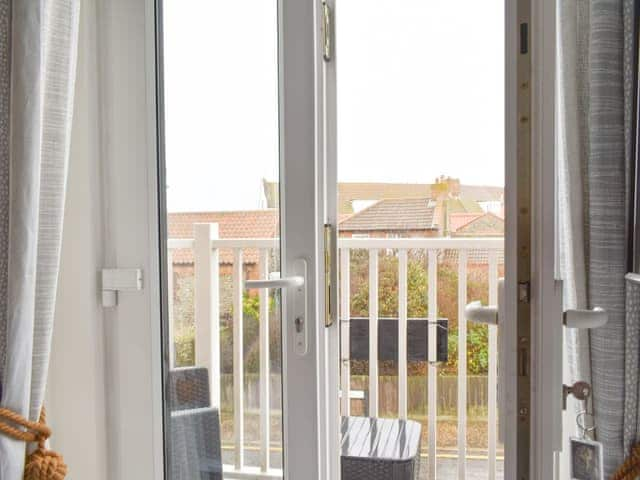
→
(278, 0, 337, 478)
(98, 0, 337, 478)
(530, 0, 563, 478)
(506, 0, 560, 478)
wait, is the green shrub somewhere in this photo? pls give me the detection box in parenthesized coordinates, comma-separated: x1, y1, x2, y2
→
(348, 252, 491, 376)
(174, 324, 195, 367)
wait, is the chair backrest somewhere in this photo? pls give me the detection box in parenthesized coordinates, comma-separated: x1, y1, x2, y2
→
(169, 407, 222, 480)
(168, 367, 210, 411)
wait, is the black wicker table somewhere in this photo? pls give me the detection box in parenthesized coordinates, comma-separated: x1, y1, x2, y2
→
(341, 416, 422, 480)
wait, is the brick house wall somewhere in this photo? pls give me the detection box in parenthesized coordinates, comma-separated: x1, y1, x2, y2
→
(172, 262, 260, 329)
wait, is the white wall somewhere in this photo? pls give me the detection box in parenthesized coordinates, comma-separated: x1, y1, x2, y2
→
(46, 0, 109, 478)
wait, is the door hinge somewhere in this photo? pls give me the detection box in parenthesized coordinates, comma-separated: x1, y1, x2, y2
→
(102, 268, 143, 307)
(322, 1, 332, 62)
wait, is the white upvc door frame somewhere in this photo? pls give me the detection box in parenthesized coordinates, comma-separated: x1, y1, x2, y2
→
(97, 0, 338, 478)
(313, 0, 341, 477)
(504, 0, 562, 478)
(523, 0, 565, 478)
(504, 1, 520, 476)
(96, 0, 165, 478)
(530, 0, 564, 477)
(95, 0, 559, 477)
(278, 0, 338, 478)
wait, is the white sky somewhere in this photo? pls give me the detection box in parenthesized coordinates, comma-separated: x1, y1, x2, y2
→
(163, 0, 504, 213)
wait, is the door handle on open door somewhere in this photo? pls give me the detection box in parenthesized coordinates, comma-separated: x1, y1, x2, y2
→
(563, 307, 607, 329)
(245, 259, 309, 356)
(466, 279, 507, 443)
(465, 301, 498, 325)
(245, 274, 305, 290)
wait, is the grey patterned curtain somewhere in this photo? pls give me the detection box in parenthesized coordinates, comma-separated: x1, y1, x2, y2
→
(558, 0, 636, 475)
(587, 1, 630, 474)
(0, 1, 79, 478)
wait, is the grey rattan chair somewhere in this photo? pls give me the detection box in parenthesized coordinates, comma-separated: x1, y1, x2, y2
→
(168, 367, 222, 480)
(168, 366, 210, 410)
(169, 407, 222, 480)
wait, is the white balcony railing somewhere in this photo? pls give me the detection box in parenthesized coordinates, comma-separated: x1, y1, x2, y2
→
(168, 226, 503, 480)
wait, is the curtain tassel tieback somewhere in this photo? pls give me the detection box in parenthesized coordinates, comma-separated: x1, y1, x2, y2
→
(0, 407, 67, 480)
(612, 443, 640, 480)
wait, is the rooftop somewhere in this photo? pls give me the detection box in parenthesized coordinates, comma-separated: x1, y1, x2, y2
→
(449, 213, 485, 232)
(168, 210, 278, 264)
(339, 198, 439, 232)
(263, 179, 504, 214)
(452, 212, 504, 237)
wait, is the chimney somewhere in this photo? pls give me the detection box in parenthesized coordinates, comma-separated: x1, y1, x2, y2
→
(433, 176, 461, 199)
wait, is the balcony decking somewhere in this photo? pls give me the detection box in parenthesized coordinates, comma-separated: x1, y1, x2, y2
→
(168, 231, 503, 479)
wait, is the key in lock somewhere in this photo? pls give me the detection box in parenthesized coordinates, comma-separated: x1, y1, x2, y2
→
(563, 380, 591, 410)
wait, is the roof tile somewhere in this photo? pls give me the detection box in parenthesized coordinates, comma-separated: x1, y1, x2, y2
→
(168, 210, 278, 264)
(338, 198, 438, 231)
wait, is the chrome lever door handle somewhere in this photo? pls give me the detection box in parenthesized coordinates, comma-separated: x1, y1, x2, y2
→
(245, 275, 304, 290)
(244, 260, 309, 356)
(563, 307, 607, 329)
(466, 279, 507, 444)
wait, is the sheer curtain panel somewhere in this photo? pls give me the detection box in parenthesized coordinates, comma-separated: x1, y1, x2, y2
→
(0, 1, 79, 478)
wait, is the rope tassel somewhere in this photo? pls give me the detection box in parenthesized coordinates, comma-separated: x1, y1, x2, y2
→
(0, 407, 67, 480)
(612, 443, 640, 480)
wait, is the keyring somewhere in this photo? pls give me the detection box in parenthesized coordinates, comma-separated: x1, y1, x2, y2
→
(576, 410, 596, 439)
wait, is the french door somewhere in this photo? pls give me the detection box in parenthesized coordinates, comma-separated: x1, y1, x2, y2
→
(156, 1, 338, 479)
(97, 0, 561, 479)
(99, 0, 337, 479)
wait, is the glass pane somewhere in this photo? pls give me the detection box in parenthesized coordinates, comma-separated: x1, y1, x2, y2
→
(160, 1, 283, 478)
(336, 1, 505, 479)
